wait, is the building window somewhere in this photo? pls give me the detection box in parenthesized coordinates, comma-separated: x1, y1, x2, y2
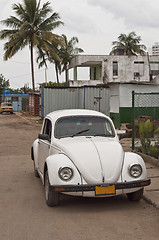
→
(12, 97, 19, 101)
(150, 62, 159, 75)
(113, 61, 118, 76)
(134, 62, 144, 76)
(99, 66, 102, 78)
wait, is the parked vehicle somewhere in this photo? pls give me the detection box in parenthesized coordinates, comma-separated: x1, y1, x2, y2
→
(0, 102, 13, 114)
(31, 109, 151, 206)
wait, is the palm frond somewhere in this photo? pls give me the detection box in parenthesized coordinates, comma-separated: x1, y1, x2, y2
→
(0, 29, 18, 39)
(1, 16, 22, 29)
(111, 31, 146, 56)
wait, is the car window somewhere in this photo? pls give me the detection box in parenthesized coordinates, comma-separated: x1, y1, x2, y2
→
(42, 119, 52, 140)
(55, 116, 115, 139)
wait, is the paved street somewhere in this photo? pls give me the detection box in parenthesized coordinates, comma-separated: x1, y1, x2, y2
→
(0, 113, 159, 240)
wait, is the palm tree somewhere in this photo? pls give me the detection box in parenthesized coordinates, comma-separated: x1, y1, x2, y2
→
(36, 41, 62, 86)
(111, 31, 146, 56)
(60, 34, 84, 86)
(0, 0, 63, 91)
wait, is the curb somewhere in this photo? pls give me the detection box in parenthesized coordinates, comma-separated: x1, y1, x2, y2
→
(15, 112, 32, 124)
(133, 151, 159, 209)
(143, 194, 159, 210)
(15, 112, 42, 126)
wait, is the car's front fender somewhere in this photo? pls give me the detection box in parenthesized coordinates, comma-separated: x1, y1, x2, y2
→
(32, 139, 39, 168)
(45, 153, 82, 186)
(122, 152, 147, 182)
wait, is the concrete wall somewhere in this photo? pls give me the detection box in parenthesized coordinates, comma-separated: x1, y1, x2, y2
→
(103, 55, 150, 83)
(109, 83, 159, 127)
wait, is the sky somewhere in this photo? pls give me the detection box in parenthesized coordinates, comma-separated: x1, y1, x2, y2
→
(0, 0, 159, 89)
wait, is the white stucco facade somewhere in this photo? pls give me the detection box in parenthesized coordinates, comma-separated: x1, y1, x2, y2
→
(69, 55, 159, 85)
(109, 83, 159, 111)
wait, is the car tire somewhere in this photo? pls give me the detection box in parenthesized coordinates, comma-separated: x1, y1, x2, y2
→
(127, 188, 144, 201)
(44, 170, 59, 207)
(32, 148, 40, 178)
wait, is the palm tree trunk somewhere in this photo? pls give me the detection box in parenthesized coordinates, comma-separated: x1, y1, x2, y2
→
(30, 42, 35, 91)
(55, 63, 60, 86)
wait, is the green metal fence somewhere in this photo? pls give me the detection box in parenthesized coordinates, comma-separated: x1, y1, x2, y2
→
(132, 91, 159, 150)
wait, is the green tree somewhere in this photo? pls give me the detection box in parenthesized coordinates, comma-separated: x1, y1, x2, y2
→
(60, 34, 84, 86)
(0, 0, 63, 91)
(41, 81, 66, 87)
(0, 74, 10, 98)
(139, 120, 153, 154)
(111, 31, 146, 56)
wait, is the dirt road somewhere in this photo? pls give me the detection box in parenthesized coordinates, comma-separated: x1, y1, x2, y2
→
(0, 114, 159, 240)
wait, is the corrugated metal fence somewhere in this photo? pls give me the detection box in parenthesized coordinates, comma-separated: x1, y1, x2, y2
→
(41, 86, 110, 118)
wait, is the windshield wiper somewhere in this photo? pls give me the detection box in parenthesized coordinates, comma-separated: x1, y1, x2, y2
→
(93, 133, 112, 137)
(72, 129, 90, 137)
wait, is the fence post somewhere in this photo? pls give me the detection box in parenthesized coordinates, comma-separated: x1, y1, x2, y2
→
(83, 87, 86, 109)
(132, 91, 135, 150)
(41, 86, 44, 119)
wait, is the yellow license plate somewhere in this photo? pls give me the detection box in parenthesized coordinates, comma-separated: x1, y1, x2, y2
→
(95, 185, 116, 196)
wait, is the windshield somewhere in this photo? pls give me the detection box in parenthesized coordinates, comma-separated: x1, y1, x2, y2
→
(55, 116, 115, 139)
(1, 103, 12, 107)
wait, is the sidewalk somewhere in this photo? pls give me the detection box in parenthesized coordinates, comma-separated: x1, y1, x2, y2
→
(121, 138, 159, 209)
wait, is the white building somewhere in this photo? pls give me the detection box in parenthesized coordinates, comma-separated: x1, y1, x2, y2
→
(68, 55, 159, 127)
(152, 42, 159, 56)
(68, 55, 159, 86)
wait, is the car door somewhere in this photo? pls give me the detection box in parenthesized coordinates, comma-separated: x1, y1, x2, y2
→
(38, 118, 52, 175)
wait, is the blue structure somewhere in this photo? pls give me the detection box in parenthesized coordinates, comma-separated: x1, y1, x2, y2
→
(1, 94, 29, 112)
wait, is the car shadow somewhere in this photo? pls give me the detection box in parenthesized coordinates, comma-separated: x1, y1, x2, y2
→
(56, 192, 145, 213)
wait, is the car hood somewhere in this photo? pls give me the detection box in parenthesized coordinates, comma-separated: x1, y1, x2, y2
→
(54, 137, 124, 184)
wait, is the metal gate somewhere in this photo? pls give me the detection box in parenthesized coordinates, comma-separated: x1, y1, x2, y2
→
(41, 86, 110, 118)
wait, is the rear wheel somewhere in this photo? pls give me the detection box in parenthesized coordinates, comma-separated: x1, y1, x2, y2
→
(44, 170, 59, 207)
(127, 188, 144, 201)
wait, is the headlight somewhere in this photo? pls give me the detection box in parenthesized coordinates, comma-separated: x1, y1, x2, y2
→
(58, 167, 73, 181)
(129, 164, 142, 178)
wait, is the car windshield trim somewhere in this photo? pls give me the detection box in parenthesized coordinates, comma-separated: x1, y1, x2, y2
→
(54, 116, 115, 139)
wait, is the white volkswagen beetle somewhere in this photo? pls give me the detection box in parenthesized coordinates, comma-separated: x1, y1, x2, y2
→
(31, 109, 150, 206)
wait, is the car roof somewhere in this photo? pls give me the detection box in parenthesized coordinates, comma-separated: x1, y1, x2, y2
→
(47, 109, 109, 122)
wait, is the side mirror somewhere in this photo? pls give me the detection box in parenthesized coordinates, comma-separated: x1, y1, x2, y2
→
(38, 134, 50, 141)
(119, 133, 128, 140)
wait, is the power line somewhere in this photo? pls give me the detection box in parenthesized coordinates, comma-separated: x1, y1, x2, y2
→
(0, 59, 30, 64)
(7, 65, 54, 79)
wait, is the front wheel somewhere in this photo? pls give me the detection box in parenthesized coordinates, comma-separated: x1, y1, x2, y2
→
(127, 188, 144, 201)
(44, 170, 59, 207)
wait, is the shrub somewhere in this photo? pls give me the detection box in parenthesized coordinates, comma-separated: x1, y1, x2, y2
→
(139, 120, 153, 155)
